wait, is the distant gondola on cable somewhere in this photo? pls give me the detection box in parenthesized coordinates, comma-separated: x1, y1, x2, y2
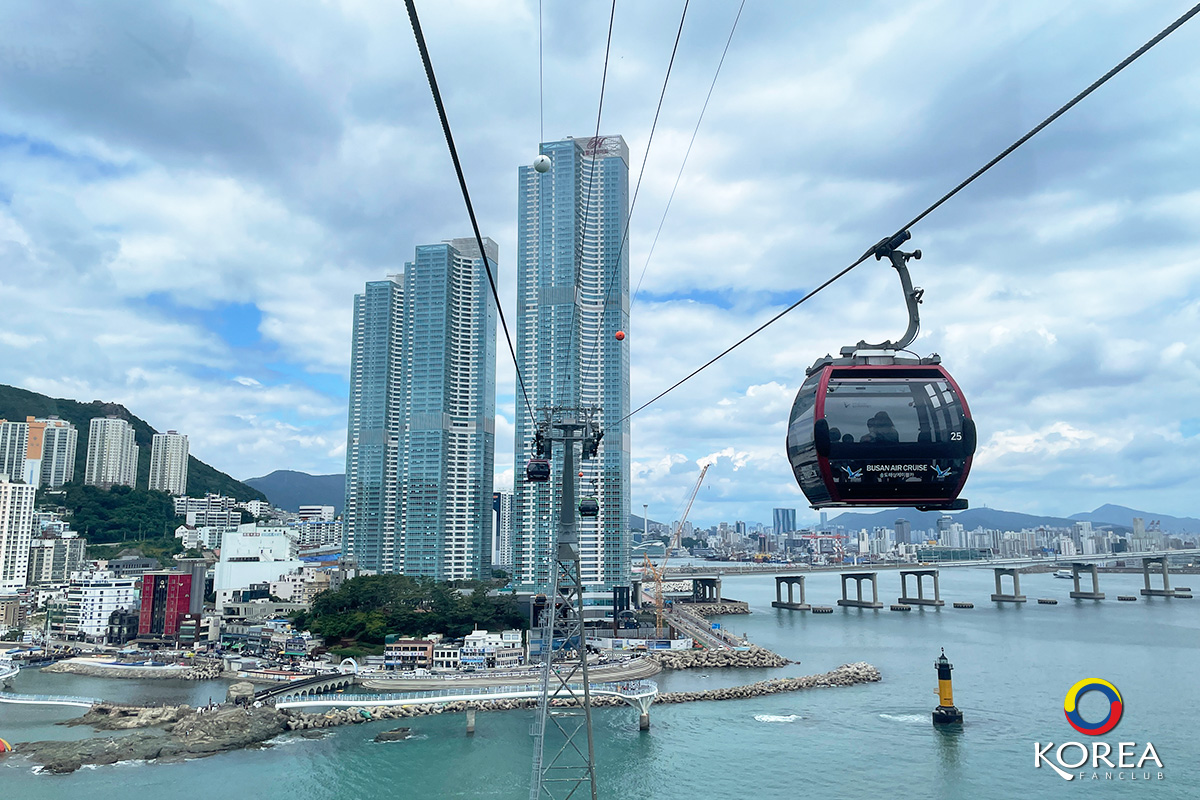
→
(579, 496, 599, 518)
(525, 458, 551, 483)
(786, 232, 976, 511)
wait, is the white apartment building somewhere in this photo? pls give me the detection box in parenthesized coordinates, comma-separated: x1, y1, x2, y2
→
(64, 569, 141, 641)
(0, 474, 35, 592)
(293, 519, 342, 548)
(11, 417, 77, 489)
(298, 505, 335, 521)
(84, 417, 138, 489)
(149, 431, 189, 494)
(175, 494, 241, 527)
(493, 491, 513, 567)
(37, 418, 78, 488)
(27, 533, 87, 586)
(214, 524, 303, 609)
(269, 566, 332, 605)
(239, 500, 274, 519)
(174, 524, 238, 551)
(0, 421, 28, 486)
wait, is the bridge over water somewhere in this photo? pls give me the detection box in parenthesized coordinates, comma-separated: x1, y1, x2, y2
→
(664, 548, 1200, 577)
(274, 679, 659, 722)
(0, 692, 99, 708)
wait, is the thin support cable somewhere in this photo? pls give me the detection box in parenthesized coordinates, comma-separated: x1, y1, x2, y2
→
(404, 0, 535, 424)
(565, 0, 617, 399)
(617, 2, 1200, 427)
(538, 0, 544, 143)
(584, 0, 690, 374)
(633, 0, 744, 305)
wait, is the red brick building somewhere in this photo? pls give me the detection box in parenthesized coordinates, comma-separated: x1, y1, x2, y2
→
(137, 571, 192, 639)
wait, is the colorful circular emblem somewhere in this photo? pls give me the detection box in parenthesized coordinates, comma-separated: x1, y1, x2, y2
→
(1064, 679, 1123, 736)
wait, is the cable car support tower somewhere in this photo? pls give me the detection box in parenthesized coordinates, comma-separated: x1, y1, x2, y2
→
(528, 407, 604, 800)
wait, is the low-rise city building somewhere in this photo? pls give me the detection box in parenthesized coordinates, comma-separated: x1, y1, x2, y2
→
(175, 494, 242, 527)
(384, 636, 440, 670)
(433, 642, 461, 670)
(64, 570, 140, 642)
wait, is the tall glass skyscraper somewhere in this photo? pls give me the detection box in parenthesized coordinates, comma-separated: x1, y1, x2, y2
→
(513, 135, 631, 592)
(344, 238, 498, 580)
(344, 275, 404, 573)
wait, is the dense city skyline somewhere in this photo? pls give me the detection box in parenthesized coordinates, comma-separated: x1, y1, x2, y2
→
(2, 3, 1199, 525)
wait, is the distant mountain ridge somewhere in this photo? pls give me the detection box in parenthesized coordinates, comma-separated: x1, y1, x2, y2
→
(245, 470, 345, 514)
(0, 383, 265, 501)
(828, 503, 1197, 534)
(1069, 504, 1200, 533)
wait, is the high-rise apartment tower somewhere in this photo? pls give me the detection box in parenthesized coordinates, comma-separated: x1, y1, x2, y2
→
(149, 431, 189, 495)
(513, 135, 631, 592)
(0, 474, 35, 592)
(344, 238, 498, 580)
(84, 417, 138, 490)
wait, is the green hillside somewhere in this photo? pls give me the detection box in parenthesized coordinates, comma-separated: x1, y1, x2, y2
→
(0, 383, 265, 501)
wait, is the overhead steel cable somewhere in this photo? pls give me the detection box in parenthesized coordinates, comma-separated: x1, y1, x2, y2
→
(403, 0, 535, 424)
(583, 0, 691, 374)
(618, 1, 1200, 426)
(538, 0, 544, 144)
(565, 0, 618, 399)
(633, 0, 744, 305)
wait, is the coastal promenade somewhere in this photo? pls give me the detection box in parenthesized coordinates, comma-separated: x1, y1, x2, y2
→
(0, 692, 99, 708)
(359, 655, 660, 692)
(274, 679, 659, 712)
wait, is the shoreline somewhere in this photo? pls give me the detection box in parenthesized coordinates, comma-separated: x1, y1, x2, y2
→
(11, 662, 881, 773)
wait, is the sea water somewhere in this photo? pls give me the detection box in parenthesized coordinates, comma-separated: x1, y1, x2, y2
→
(3, 568, 1197, 799)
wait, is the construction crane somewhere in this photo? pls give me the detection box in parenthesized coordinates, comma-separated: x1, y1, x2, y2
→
(642, 463, 709, 637)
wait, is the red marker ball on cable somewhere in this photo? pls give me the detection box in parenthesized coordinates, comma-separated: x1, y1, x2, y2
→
(615, 330, 625, 341)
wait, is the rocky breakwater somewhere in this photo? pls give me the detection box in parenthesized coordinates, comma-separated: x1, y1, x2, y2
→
(649, 644, 791, 670)
(182, 659, 224, 680)
(684, 602, 750, 616)
(41, 657, 220, 681)
(16, 705, 290, 773)
(656, 662, 881, 703)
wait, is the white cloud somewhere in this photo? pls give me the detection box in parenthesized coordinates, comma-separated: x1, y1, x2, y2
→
(0, 0, 1198, 521)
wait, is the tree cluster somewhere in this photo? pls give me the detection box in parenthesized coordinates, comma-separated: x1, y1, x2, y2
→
(292, 574, 526, 645)
(47, 484, 176, 544)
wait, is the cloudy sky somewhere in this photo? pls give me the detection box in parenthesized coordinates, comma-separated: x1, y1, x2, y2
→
(3, 1, 1199, 527)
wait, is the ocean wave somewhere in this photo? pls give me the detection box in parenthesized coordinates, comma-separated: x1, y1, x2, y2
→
(879, 713, 927, 724)
(754, 714, 799, 723)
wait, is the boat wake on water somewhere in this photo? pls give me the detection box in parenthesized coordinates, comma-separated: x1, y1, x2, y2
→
(879, 713, 927, 724)
(753, 714, 799, 723)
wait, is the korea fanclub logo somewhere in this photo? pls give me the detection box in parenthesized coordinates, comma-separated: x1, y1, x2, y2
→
(1035, 679, 1164, 782)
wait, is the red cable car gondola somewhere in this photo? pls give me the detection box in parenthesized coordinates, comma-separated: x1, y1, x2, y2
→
(786, 233, 976, 510)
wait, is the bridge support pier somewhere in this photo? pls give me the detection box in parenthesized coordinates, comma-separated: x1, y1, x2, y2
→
(1141, 556, 1175, 597)
(1069, 563, 1104, 600)
(626, 693, 653, 731)
(693, 577, 722, 604)
(772, 575, 810, 611)
(899, 569, 944, 606)
(837, 572, 883, 609)
(991, 568, 1026, 603)
(466, 708, 476, 735)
